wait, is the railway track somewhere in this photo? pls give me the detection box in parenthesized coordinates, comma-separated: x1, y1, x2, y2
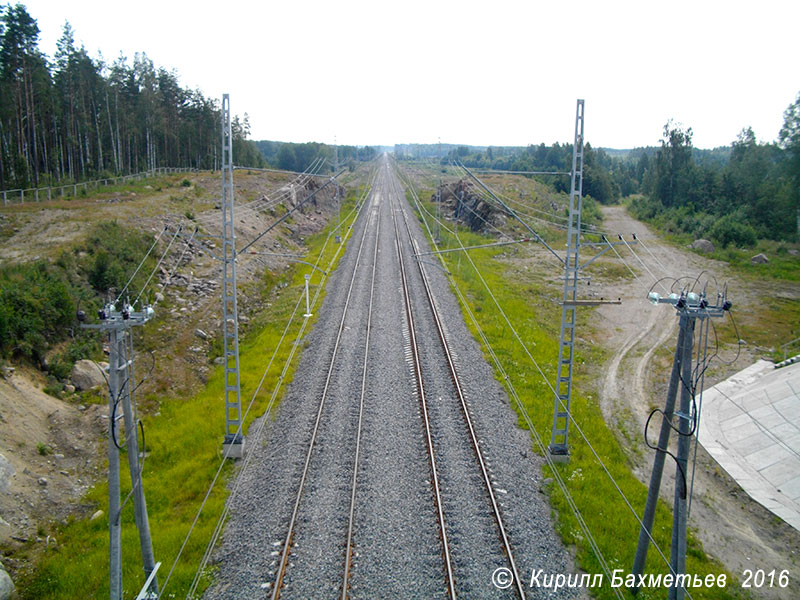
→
(388, 168, 525, 599)
(265, 160, 526, 599)
(270, 170, 380, 600)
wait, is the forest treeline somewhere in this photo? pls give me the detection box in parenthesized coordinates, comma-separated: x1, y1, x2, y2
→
(255, 140, 377, 173)
(435, 95, 800, 245)
(0, 3, 266, 191)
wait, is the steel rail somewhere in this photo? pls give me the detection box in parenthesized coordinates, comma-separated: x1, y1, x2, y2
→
(389, 171, 458, 600)
(391, 169, 526, 600)
(270, 174, 376, 600)
(341, 181, 382, 599)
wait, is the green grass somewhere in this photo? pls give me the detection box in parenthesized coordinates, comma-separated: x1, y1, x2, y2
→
(406, 184, 748, 600)
(707, 241, 800, 282)
(18, 194, 364, 599)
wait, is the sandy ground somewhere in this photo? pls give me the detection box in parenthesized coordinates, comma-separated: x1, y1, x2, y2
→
(0, 369, 104, 546)
(588, 206, 800, 599)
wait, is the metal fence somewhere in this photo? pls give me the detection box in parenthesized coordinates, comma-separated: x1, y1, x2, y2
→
(782, 337, 800, 361)
(1, 167, 198, 206)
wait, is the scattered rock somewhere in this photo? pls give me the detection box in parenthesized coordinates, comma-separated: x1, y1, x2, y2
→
(90, 510, 104, 521)
(213, 357, 225, 366)
(64, 384, 76, 394)
(690, 239, 714, 253)
(788, 249, 799, 256)
(750, 253, 769, 264)
(37, 477, 48, 486)
(155, 292, 165, 302)
(0, 453, 13, 494)
(0, 516, 11, 544)
(71, 360, 107, 391)
(195, 328, 208, 340)
(0, 366, 14, 379)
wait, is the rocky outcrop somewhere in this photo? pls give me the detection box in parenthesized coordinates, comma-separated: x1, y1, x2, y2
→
(431, 179, 508, 233)
(751, 252, 769, 264)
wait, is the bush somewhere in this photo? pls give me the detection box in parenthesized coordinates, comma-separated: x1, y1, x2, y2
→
(0, 262, 74, 361)
(88, 249, 125, 293)
(83, 221, 156, 295)
(581, 195, 603, 228)
(181, 179, 192, 187)
(47, 335, 98, 381)
(710, 215, 757, 248)
(47, 353, 72, 380)
(628, 195, 663, 221)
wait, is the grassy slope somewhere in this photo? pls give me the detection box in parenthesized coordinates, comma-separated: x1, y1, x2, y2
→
(19, 189, 365, 599)
(406, 184, 749, 600)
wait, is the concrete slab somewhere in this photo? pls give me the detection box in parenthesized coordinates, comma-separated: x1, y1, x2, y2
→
(747, 444, 790, 471)
(760, 457, 800, 488)
(781, 475, 800, 501)
(771, 421, 800, 442)
(699, 359, 800, 531)
(739, 431, 779, 456)
(722, 420, 761, 444)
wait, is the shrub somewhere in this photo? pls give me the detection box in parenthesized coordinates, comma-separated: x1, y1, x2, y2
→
(82, 221, 156, 295)
(181, 179, 192, 187)
(0, 262, 74, 361)
(710, 215, 757, 248)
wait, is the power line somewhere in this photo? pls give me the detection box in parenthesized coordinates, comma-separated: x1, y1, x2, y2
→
(400, 160, 692, 597)
(158, 168, 376, 600)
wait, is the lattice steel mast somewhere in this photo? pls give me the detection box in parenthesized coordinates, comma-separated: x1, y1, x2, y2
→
(548, 99, 585, 460)
(221, 93, 244, 458)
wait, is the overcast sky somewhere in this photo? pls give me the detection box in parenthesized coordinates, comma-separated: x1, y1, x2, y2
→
(18, 0, 800, 149)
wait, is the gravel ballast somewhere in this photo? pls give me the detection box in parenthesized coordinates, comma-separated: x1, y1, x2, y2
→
(204, 161, 582, 600)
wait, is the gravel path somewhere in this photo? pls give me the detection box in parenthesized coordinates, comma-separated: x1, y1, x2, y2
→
(204, 160, 582, 600)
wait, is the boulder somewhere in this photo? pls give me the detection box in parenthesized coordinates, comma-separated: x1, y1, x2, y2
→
(71, 360, 107, 391)
(788, 249, 799, 256)
(750, 253, 769, 264)
(0, 567, 14, 600)
(0, 366, 13, 379)
(690, 239, 715, 253)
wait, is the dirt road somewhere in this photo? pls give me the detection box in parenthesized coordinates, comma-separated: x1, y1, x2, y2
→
(589, 206, 799, 598)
